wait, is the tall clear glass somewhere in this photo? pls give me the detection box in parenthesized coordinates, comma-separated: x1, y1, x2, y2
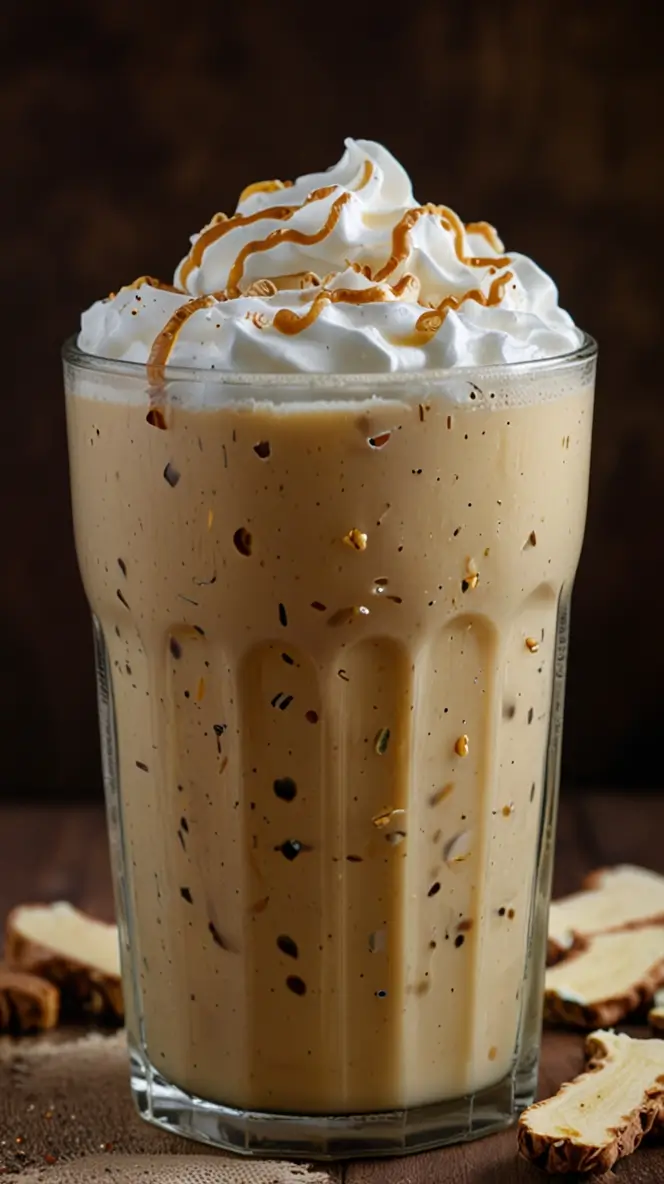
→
(63, 338, 595, 1159)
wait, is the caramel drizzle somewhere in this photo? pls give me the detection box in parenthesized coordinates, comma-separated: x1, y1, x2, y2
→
(238, 178, 294, 203)
(438, 206, 511, 269)
(415, 271, 514, 335)
(147, 293, 225, 389)
(225, 190, 351, 297)
(123, 275, 184, 294)
(178, 186, 337, 290)
(354, 160, 373, 190)
(373, 205, 511, 283)
(464, 221, 504, 252)
(273, 274, 418, 336)
(145, 172, 513, 397)
(254, 270, 323, 291)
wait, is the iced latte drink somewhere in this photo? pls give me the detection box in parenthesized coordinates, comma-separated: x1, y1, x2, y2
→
(65, 140, 595, 1157)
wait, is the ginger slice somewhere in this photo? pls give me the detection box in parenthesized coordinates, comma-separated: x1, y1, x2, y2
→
(545, 925, 664, 1029)
(5, 902, 123, 1023)
(0, 966, 60, 1033)
(649, 987, 664, 1033)
(548, 864, 664, 964)
(518, 1030, 664, 1174)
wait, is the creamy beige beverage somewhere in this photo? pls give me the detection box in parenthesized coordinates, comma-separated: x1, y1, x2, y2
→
(66, 139, 594, 1151)
(67, 377, 592, 1112)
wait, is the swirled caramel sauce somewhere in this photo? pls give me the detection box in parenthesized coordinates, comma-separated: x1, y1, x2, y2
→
(354, 160, 373, 190)
(146, 164, 517, 416)
(373, 206, 511, 284)
(177, 187, 338, 290)
(225, 191, 350, 297)
(238, 179, 294, 204)
(147, 293, 225, 391)
(272, 275, 420, 336)
(464, 221, 505, 252)
(415, 271, 514, 335)
(123, 276, 185, 294)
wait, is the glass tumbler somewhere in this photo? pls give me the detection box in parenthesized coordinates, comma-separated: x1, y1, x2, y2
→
(64, 337, 595, 1158)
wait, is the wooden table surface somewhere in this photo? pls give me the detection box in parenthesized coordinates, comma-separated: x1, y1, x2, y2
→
(2, 790, 664, 1181)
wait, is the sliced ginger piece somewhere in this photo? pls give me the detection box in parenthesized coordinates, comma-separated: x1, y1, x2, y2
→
(5, 902, 123, 1023)
(649, 987, 664, 1034)
(545, 925, 664, 1029)
(548, 865, 664, 964)
(0, 966, 60, 1033)
(518, 1030, 664, 1174)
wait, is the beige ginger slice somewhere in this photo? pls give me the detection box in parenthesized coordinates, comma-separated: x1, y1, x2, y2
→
(649, 987, 664, 1033)
(0, 966, 60, 1033)
(548, 864, 664, 964)
(545, 925, 664, 1029)
(5, 902, 123, 1023)
(518, 1030, 664, 1174)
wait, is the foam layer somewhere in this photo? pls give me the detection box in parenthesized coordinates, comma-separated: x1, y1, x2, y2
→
(78, 139, 583, 374)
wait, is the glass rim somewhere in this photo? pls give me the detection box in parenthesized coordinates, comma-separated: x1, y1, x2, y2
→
(62, 331, 597, 388)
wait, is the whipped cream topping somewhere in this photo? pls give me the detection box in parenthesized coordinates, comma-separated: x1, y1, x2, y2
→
(79, 139, 582, 373)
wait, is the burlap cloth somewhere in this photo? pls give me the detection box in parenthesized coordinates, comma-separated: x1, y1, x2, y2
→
(1, 1028, 633, 1182)
(0, 1030, 340, 1182)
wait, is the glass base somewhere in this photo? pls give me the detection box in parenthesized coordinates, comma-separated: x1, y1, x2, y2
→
(130, 1046, 527, 1160)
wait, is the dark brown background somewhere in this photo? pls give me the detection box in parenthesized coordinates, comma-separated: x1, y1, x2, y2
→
(2, 0, 663, 798)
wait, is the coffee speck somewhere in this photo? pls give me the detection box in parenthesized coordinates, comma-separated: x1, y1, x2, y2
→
(146, 407, 167, 430)
(163, 462, 181, 487)
(277, 935, 298, 958)
(208, 921, 229, 949)
(274, 777, 297, 802)
(233, 527, 252, 557)
(276, 839, 308, 861)
(368, 432, 391, 449)
(374, 727, 391, 755)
